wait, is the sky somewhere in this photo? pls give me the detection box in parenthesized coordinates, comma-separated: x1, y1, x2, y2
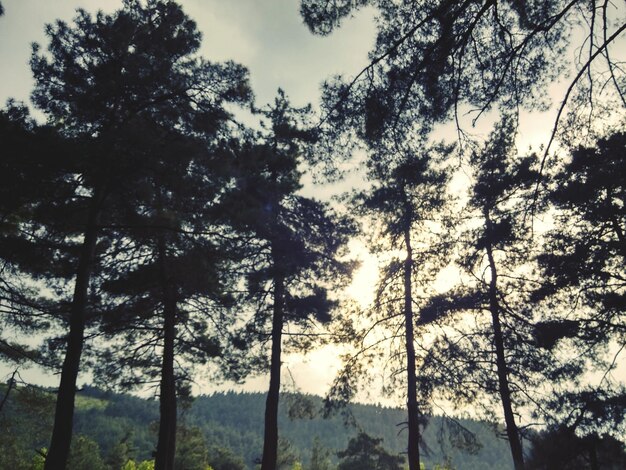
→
(0, 0, 376, 110)
(0, 0, 380, 399)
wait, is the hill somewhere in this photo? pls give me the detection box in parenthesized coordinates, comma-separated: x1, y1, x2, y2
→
(0, 384, 513, 469)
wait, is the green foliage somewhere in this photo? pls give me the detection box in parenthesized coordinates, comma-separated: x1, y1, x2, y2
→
(308, 437, 334, 470)
(276, 438, 301, 470)
(336, 432, 403, 470)
(75, 394, 107, 411)
(207, 444, 246, 470)
(122, 460, 137, 470)
(105, 433, 134, 470)
(431, 461, 454, 470)
(123, 460, 156, 470)
(31, 451, 46, 470)
(1, 386, 513, 470)
(0, 384, 54, 470)
(67, 435, 107, 470)
(175, 426, 210, 470)
(183, 391, 512, 470)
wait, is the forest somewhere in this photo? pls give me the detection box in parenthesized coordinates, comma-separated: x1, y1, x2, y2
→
(0, 1, 624, 470)
(2, 385, 516, 470)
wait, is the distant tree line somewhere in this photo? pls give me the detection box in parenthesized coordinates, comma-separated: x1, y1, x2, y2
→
(0, 1, 624, 470)
(0, 386, 516, 469)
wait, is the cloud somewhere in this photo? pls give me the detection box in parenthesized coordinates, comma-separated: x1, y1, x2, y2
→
(0, 0, 123, 107)
(184, 0, 376, 107)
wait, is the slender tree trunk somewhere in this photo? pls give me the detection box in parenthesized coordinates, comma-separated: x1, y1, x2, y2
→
(404, 227, 421, 470)
(589, 440, 599, 470)
(45, 194, 100, 470)
(0, 368, 18, 414)
(261, 255, 285, 470)
(155, 233, 177, 470)
(484, 211, 525, 470)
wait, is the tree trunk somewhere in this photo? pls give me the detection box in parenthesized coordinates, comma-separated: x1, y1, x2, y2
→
(155, 233, 177, 470)
(484, 211, 525, 470)
(0, 368, 18, 414)
(261, 259, 285, 470)
(45, 194, 100, 470)
(589, 438, 599, 470)
(404, 227, 421, 470)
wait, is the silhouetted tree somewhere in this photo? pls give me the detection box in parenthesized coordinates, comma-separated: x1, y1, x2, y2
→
(29, 1, 250, 468)
(327, 139, 453, 470)
(300, 0, 625, 152)
(461, 121, 535, 470)
(536, 131, 625, 356)
(336, 432, 403, 470)
(533, 131, 626, 444)
(220, 91, 355, 470)
(419, 119, 550, 470)
(527, 425, 626, 470)
(0, 103, 68, 368)
(95, 129, 239, 470)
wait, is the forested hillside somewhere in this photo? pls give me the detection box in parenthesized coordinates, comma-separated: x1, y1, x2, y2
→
(1, 384, 512, 469)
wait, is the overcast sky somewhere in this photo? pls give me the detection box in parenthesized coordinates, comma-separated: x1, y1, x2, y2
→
(0, 0, 376, 110)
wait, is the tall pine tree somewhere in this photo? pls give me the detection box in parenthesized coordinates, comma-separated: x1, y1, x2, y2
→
(28, 2, 250, 468)
(327, 139, 453, 470)
(220, 91, 355, 470)
(420, 120, 552, 470)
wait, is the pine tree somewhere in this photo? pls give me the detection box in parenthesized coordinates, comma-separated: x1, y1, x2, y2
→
(300, 0, 625, 148)
(28, 2, 250, 468)
(308, 437, 334, 470)
(220, 90, 355, 470)
(336, 432, 403, 470)
(0, 103, 68, 368)
(420, 119, 551, 470)
(533, 131, 626, 440)
(96, 124, 247, 470)
(327, 138, 453, 470)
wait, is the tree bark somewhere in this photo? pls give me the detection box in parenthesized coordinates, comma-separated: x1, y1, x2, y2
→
(155, 233, 177, 470)
(261, 252, 285, 470)
(45, 194, 100, 470)
(404, 227, 421, 470)
(484, 211, 525, 470)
